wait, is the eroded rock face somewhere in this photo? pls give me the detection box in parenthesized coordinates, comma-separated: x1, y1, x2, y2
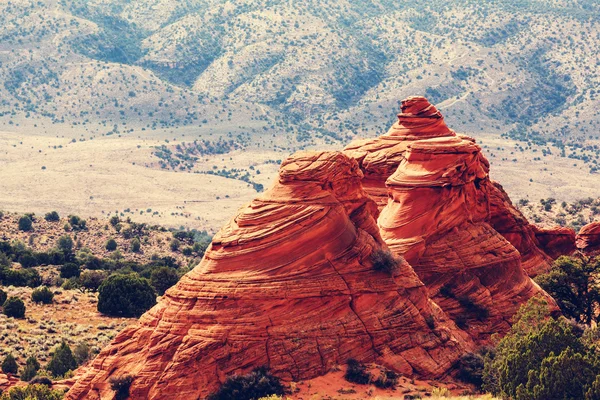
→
(345, 96, 554, 276)
(533, 225, 577, 259)
(577, 222, 600, 255)
(66, 151, 471, 400)
(378, 135, 555, 342)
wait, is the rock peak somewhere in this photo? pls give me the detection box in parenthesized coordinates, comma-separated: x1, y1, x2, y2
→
(385, 96, 454, 139)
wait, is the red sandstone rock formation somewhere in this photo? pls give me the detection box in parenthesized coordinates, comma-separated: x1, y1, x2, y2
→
(344, 96, 554, 276)
(377, 135, 556, 342)
(577, 222, 600, 255)
(67, 151, 471, 400)
(533, 225, 577, 259)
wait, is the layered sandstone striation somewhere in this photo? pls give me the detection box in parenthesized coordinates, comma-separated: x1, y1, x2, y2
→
(533, 225, 577, 259)
(67, 151, 471, 400)
(577, 222, 600, 255)
(345, 96, 554, 276)
(377, 135, 554, 341)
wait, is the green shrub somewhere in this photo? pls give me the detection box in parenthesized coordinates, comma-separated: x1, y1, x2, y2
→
(44, 211, 60, 222)
(109, 215, 120, 227)
(62, 277, 81, 290)
(110, 375, 133, 400)
(0, 289, 6, 306)
(105, 238, 118, 251)
(169, 238, 180, 251)
(3, 297, 25, 318)
(18, 215, 33, 232)
(207, 367, 284, 400)
(150, 266, 179, 295)
(344, 359, 371, 385)
(0, 267, 41, 287)
(60, 263, 80, 279)
(20, 356, 40, 382)
(482, 297, 599, 399)
(73, 342, 90, 365)
(370, 249, 398, 274)
(182, 246, 193, 256)
(31, 286, 54, 304)
(130, 238, 141, 252)
(47, 342, 77, 378)
(57, 235, 74, 253)
(68, 215, 86, 230)
(80, 270, 107, 292)
(456, 352, 485, 388)
(98, 274, 156, 317)
(1, 354, 18, 375)
(0, 384, 64, 400)
(18, 252, 37, 268)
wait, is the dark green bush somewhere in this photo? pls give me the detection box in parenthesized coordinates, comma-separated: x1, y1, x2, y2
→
(150, 266, 179, 295)
(20, 356, 40, 382)
(3, 297, 25, 318)
(0, 267, 41, 287)
(0, 289, 6, 306)
(370, 249, 398, 274)
(98, 274, 156, 317)
(456, 352, 486, 388)
(169, 238, 180, 251)
(105, 238, 118, 251)
(60, 263, 80, 279)
(110, 375, 133, 400)
(18, 215, 33, 232)
(207, 367, 284, 400)
(57, 235, 74, 253)
(44, 211, 60, 222)
(31, 286, 54, 304)
(80, 270, 107, 291)
(130, 238, 141, 253)
(1, 354, 18, 375)
(47, 342, 77, 378)
(344, 359, 371, 385)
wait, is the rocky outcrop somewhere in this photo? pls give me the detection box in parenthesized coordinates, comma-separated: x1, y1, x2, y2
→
(345, 96, 554, 276)
(488, 183, 554, 276)
(377, 135, 555, 342)
(533, 225, 577, 259)
(66, 151, 471, 400)
(577, 222, 600, 255)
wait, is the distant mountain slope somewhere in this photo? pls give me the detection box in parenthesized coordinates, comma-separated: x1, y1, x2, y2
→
(1, 0, 599, 165)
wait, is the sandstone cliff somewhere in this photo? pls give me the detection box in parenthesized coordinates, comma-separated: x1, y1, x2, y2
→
(377, 134, 555, 342)
(345, 96, 556, 276)
(66, 151, 471, 400)
(577, 222, 600, 255)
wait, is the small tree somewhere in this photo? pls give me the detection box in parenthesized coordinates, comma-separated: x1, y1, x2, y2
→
(105, 238, 118, 251)
(98, 274, 156, 317)
(109, 215, 120, 227)
(73, 342, 90, 365)
(44, 211, 60, 222)
(18, 215, 33, 232)
(130, 238, 141, 253)
(60, 263, 80, 279)
(170, 238, 180, 252)
(47, 342, 77, 378)
(0, 288, 7, 306)
(150, 267, 179, 295)
(1, 354, 18, 375)
(20, 355, 40, 382)
(57, 235, 74, 253)
(535, 254, 600, 325)
(31, 287, 54, 304)
(3, 297, 25, 318)
(80, 270, 107, 292)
